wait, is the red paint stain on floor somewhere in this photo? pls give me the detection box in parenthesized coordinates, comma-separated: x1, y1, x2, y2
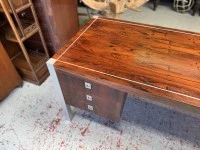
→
(117, 139, 121, 148)
(56, 108, 62, 117)
(81, 126, 89, 136)
(81, 122, 91, 136)
(49, 118, 61, 132)
(79, 145, 85, 149)
(60, 140, 65, 147)
(48, 108, 63, 132)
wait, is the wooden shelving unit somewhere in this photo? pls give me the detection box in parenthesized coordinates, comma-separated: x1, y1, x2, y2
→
(0, 0, 49, 85)
(5, 21, 38, 42)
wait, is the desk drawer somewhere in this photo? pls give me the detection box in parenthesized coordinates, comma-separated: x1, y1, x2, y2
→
(56, 70, 127, 121)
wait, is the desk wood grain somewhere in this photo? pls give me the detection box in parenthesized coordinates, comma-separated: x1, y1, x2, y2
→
(54, 17, 200, 107)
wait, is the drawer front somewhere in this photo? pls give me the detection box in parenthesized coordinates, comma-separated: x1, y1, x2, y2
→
(83, 94, 127, 121)
(56, 70, 127, 121)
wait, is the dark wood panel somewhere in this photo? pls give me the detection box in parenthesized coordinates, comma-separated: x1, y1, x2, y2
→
(56, 69, 127, 121)
(54, 17, 200, 108)
(33, 0, 79, 56)
(32, 6, 48, 25)
(46, 43, 54, 54)
(50, 0, 79, 48)
(0, 42, 22, 101)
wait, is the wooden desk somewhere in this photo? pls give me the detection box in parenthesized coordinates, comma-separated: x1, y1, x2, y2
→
(47, 16, 200, 122)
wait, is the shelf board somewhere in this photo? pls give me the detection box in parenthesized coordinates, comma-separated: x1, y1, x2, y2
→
(0, 7, 12, 13)
(12, 50, 49, 85)
(0, 1, 30, 13)
(11, 51, 22, 60)
(12, 50, 48, 72)
(16, 3, 32, 13)
(5, 22, 39, 42)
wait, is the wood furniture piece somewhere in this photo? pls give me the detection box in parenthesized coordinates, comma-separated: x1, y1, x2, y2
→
(32, 0, 79, 56)
(0, 42, 22, 101)
(47, 16, 200, 122)
(0, 0, 50, 85)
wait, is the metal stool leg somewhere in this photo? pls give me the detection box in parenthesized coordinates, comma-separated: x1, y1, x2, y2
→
(192, 0, 200, 16)
(86, 7, 90, 19)
(153, 0, 160, 11)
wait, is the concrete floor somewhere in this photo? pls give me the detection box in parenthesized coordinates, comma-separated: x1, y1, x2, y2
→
(1, 2, 200, 150)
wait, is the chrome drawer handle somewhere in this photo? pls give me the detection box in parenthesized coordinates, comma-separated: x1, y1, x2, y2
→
(86, 95, 92, 101)
(85, 82, 91, 89)
(88, 105, 93, 111)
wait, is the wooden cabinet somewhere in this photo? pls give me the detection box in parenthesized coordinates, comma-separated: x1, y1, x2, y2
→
(0, 42, 22, 101)
(56, 70, 127, 121)
(32, 0, 79, 56)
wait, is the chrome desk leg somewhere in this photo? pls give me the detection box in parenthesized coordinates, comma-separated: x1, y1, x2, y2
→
(46, 58, 73, 122)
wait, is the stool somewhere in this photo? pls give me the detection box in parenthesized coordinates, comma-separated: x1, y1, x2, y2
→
(192, 0, 200, 15)
(174, 0, 194, 13)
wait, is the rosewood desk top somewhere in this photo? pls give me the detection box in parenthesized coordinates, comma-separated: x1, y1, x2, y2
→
(53, 17, 200, 108)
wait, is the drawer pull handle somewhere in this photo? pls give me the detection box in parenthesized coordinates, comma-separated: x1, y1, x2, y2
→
(85, 82, 92, 89)
(86, 95, 92, 101)
(88, 105, 93, 111)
